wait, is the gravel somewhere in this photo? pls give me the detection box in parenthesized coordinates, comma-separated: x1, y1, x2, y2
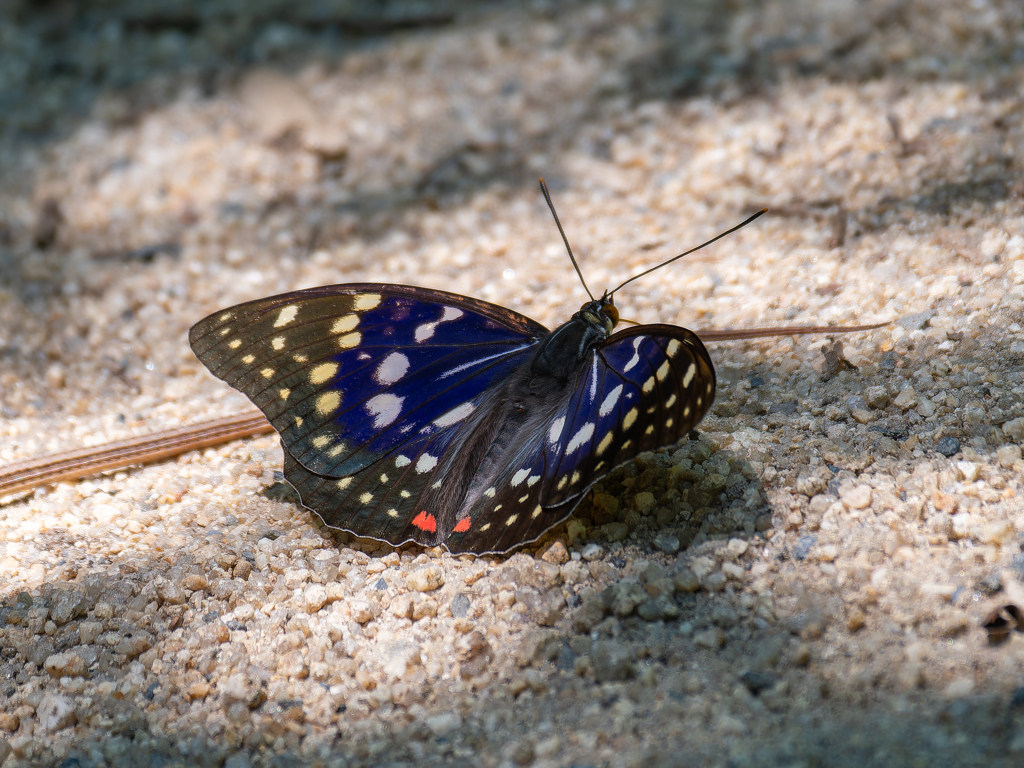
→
(3, 1, 1024, 766)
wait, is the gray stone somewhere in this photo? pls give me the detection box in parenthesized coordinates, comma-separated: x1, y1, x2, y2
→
(893, 386, 919, 410)
(591, 640, 634, 682)
(1003, 417, 1024, 443)
(653, 534, 680, 554)
(581, 543, 605, 561)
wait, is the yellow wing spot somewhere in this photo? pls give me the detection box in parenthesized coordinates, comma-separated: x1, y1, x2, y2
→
(355, 293, 382, 311)
(359, 492, 373, 504)
(532, 505, 542, 519)
(645, 425, 654, 435)
(557, 476, 568, 490)
(570, 471, 580, 485)
(666, 418, 674, 428)
(327, 443, 346, 457)
(242, 355, 255, 364)
(380, 474, 388, 484)
(484, 487, 496, 498)
(272, 336, 285, 350)
(219, 327, 231, 336)
(310, 362, 338, 385)
(336, 477, 353, 490)
(623, 407, 638, 429)
(656, 360, 670, 381)
(294, 354, 307, 362)
(594, 461, 605, 472)
(338, 332, 361, 349)
(505, 514, 519, 526)
(274, 305, 299, 327)
(295, 416, 304, 428)
(665, 394, 677, 408)
(400, 490, 411, 498)
(480, 523, 492, 532)
(642, 376, 655, 393)
(596, 430, 614, 456)
(219, 312, 233, 322)
(312, 435, 330, 449)
(697, 397, 702, 407)
(331, 314, 360, 334)
(621, 439, 632, 451)
(683, 406, 691, 417)
(494, 505, 503, 511)
(229, 339, 242, 349)
(682, 363, 696, 387)
(387, 508, 399, 518)
(316, 391, 341, 415)
(647, 405, 656, 414)
(261, 368, 274, 378)
(707, 382, 713, 394)
(279, 388, 291, 400)
(666, 339, 681, 357)
(518, 494, 529, 503)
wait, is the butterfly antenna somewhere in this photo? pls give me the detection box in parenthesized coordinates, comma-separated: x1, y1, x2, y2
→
(609, 208, 768, 297)
(539, 178, 594, 301)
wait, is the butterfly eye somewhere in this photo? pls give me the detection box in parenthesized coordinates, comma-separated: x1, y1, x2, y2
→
(601, 303, 619, 327)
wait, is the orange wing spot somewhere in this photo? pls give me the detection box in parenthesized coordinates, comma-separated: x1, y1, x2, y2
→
(453, 517, 471, 533)
(412, 511, 437, 532)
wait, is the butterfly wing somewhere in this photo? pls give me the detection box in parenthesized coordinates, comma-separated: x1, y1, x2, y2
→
(190, 284, 551, 546)
(445, 325, 716, 554)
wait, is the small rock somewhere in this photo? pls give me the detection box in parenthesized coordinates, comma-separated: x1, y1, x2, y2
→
(49, 587, 88, 626)
(277, 650, 308, 679)
(793, 643, 812, 666)
(43, 652, 87, 678)
(450, 594, 471, 618)
(349, 600, 375, 624)
(1003, 417, 1024, 444)
(591, 640, 634, 682)
(997, 444, 1022, 468)
(637, 597, 679, 621)
(391, 594, 414, 619)
(303, 584, 328, 613)
(591, 493, 620, 523)
(794, 469, 828, 497)
(893, 386, 919, 411)
(693, 627, 726, 650)
(604, 522, 630, 542)
(635, 491, 656, 514)
(847, 608, 866, 632)
(653, 533, 680, 554)
(936, 436, 961, 457)
(412, 599, 438, 620)
(156, 579, 187, 606)
(539, 540, 569, 565)
(840, 484, 872, 510)
(956, 461, 979, 482)
(0, 737, 10, 764)
(406, 565, 445, 592)
(581, 543, 605, 561)
(674, 569, 701, 593)
(0, 712, 19, 732)
(711, 605, 738, 628)
(427, 712, 462, 737)
(977, 572, 1002, 595)
(792, 535, 818, 560)
(864, 386, 890, 409)
(571, 601, 606, 633)
(726, 538, 748, 559)
(739, 670, 777, 694)
(702, 571, 728, 592)
(37, 693, 76, 733)
(224, 753, 253, 768)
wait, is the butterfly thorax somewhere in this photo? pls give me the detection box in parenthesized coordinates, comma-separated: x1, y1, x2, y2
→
(527, 299, 615, 386)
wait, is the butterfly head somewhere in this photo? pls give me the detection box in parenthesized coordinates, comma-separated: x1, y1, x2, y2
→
(578, 295, 618, 337)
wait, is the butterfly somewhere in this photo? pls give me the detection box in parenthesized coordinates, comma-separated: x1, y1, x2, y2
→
(188, 183, 812, 554)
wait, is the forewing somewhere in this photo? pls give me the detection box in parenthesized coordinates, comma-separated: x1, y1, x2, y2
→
(445, 325, 716, 554)
(189, 284, 547, 479)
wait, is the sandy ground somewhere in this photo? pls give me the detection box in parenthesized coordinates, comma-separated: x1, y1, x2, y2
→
(2, 1, 1024, 766)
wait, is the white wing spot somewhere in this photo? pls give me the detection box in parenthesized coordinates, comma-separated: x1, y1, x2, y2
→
(375, 352, 409, 384)
(570, 471, 580, 485)
(433, 402, 475, 428)
(682, 363, 696, 387)
(431, 480, 442, 489)
(599, 385, 624, 417)
(366, 393, 404, 428)
(414, 322, 438, 342)
(512, 468, 530, 486)
(484, 487, 496, 498)
(493, 505, 502, 511)
(294, 354, 307, 363)
(242, 355, 255, 364)
(274, 305, 299, 327)
(327, 443, 346, 457)
(359, 492, 373, 504)
(557, 476, 568, 490)
(354, 294, 381, 311)
(532, 505, 542, 519)
(312, 435, 330, 449)
(395, 455, 411, 468)
(309, 362, 338, 385)
(332, 314, 360, 334)
(665, 394, 677, 408)
(219, 312, 233, 322)
(596, 430, 614, 456)
(623, 408, 638, 429)
(667, 339, 681, 357)
(400, 490, 411, 498)
(261, 367, 274, 379)
(338, 332, 361, 349)
(505, 514, 519, 526)
(279, 388, 291, 400)
(316, 391, 341, 415)
(442, 307, 464, 322)
(272, 336, 285, 350)
(387, 508, 399, 518)
(656, 360, 671, 381)
(566, 423, 595, 454)
(480, 523, 492, 532)
(548, 416, 565, 444)
(336, 477, 353, 490)
(229, 340, 242, 349)
(380, 474, 388, 484)
(527, 475, 540, 487)
(643, 376, 655, 393)
(623, 336, 646, 372)
(219, 327, 231, 336)
(415, 454, 438, 473)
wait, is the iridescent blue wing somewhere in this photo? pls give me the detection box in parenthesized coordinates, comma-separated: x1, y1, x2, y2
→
(444, 326, 715, 554)
(189, 284, 547, 484)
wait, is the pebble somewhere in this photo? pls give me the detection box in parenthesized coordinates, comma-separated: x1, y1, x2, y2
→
(426, 712, 462, 737)
(936, 436, 961, 457)
(581, 543, 605, 561)
(893, 386, 919, 410)
(702, 571, 728, 592)
(726, 538, 748, 559)
(539, 540, 569, 564)
(36, 693, 76, 733)
(406, 565, 445, 592)
(653, 533, 680, 554)
(591, 640, 634, 682)
(840, 484, 873, 510)
(1004, 417, 1024, 443)
(693, 627, 726, 650)
(303, 584, 328, 613)
(997, 444, 1022, 467)
(673, 569, 701, 593)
